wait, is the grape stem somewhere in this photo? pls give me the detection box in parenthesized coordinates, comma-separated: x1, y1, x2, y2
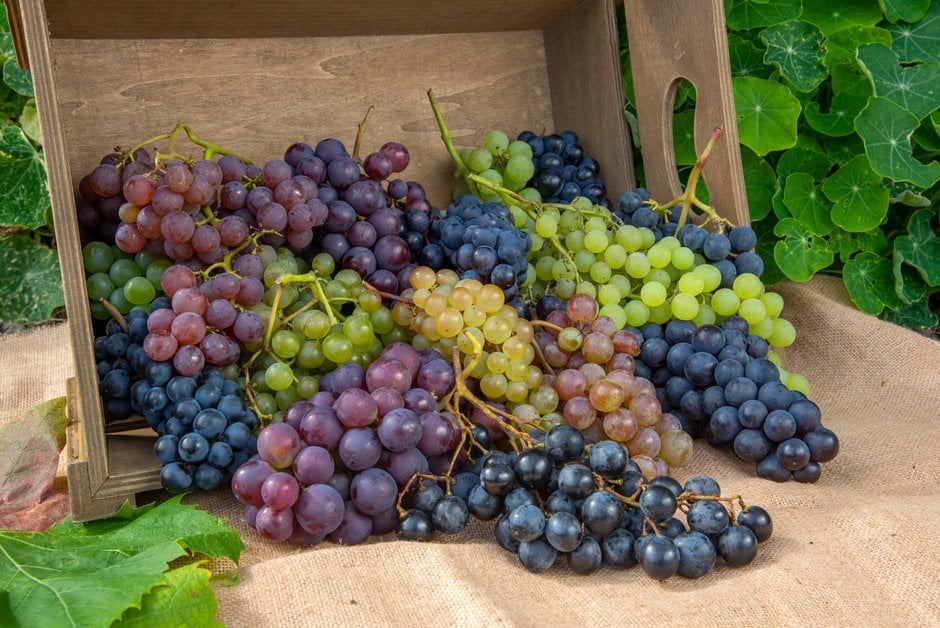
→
(529, 339, 556, 377)
(98, 298, 128, 332)
(427, 89, 472, 182)
(200, 235, 259, 277)
(529, 319, 565, 333)
(396, 472, 449, 516)
(363, 280, 413, 305)
(352, 105, 375, 163)
(122, 122, 251, 164)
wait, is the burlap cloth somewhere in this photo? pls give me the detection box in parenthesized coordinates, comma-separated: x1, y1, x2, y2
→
(1, 276, 938, 626)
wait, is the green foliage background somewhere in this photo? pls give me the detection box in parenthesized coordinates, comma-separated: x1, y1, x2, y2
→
(622, 0, 940, 332)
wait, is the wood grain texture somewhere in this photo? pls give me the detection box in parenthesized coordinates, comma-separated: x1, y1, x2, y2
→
(546, 0, 633, 198)
(43, 0, 583, 39)
(623, 0, 749, 226)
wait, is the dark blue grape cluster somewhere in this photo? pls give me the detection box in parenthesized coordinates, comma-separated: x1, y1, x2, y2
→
(136, 357, 259, 493)
(518, 130, 610, 207)
(425, 195, 532, 304)
(677, 223, 764, 285)
(94, 307, 153, 422)
(629, 317, 840, 482)
(399, 428, 772, 579)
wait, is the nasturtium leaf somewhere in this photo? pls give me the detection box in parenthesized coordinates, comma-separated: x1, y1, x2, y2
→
(931, 109, 940, 138)
(771, 186, 790, 220)
(728, 33, 773, 79)
(0, 496, 242, 628)
(882, 299, 937, 329)
(822, 133, 865, 165)
(800, 0, 881, 36)
(783, 173, 834, 235)
(856, 44, 940, 121)
(912, 120, 940, 152)
(822, 155, 889, 232)
(824, 25, 893, 69)
(759, 21, 828, 92)
(793, 134, 826, 153)
(733, 76, 801, 155)
(888, 2, 940, 62)
(727, 0, 802, 30)
(0, 125, 51, 230)
(893, 208, 940, 286)
(117, 563, 223, 628)
(892, 257, 927, 304)
(887, 180, 931, 207)
(753, 216, 787, 285)
(675, 80, 697, 109)
(0, 397, 68, 532)
(740, 146, 777, 221)
(854, 97, 940, 189)
(804, 88, 871, 137)
(672, 109, 696, 167)
(856, 228, 889, 255)
(827, 228, 861, 262)
(843, 251, 899, 314)
(773, 217, 835, 281)
(881, 0, 930, 26)
(0, 235, 63, 325)
(776, 147, 834, 181)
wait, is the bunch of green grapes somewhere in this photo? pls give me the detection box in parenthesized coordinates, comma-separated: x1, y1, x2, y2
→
(398, 265, 543, 404)
(83, 241, 170, 319)
(456, 130, 537, 199)
(245, 248, 411, 422)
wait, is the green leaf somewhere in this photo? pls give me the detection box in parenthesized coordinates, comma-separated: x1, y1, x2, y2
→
(0, 234, 63, 325)
(854, 97, 940, 189)
(783, 172, 834, 235)
(0, 125, 50, 229)
(857, 228, 889, 255)
(773, 217, 835, 281)
(740, 146, 777, 221)
(893, 208, 940, 285)
(893, 257, 927, 304)
(881, 0, 930, 25)
(753, 216, 787, 285)
(822, 133, 865, 164)
(775, 147, 833, 180)
(733, 76, 802, 155)
(882, 299, 937, 328)
(912, 119, 940, 152)
(620, 48, 636, 108)
(821, 155, 890, 232)
(116, 563, 223, 628)
(887, 180, 931, 207)
(759, 21, 828, 92)
(727, 0, 802, 30)
(672, 109, 696, 167)
(624, 107, 641, 149)
(728, 34, 773, 79)
(801, 0, 882, 36)
(843, 251, 900, 314)
(2, 58, 32, 97)
(0, 496, 242, 628)
(824, 25, 893, 69)
(827, 228, 861, 262)
(18, 99, 42, 146)
(804, 87, 871, 137)
(888, 2, 940, 62)
(856, 43, 940, 121)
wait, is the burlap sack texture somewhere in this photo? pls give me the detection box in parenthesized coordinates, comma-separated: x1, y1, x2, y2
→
(1, 276, 938, 626)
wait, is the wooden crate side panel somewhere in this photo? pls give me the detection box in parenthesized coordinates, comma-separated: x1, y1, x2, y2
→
(624, 0, 749, 226)
(545, 0, 633, 198)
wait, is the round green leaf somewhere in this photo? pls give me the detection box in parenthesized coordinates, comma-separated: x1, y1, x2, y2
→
(827, 228, 861, 262)
(823, 133, 865, 165)
(801, 0, 881, 36)
(672, 109, 696, 167)
(881, 0, 930, 25)
(824, 25, 893, 69)
(893, 209, 940, 286)
(728, 34, 773, 79)
(804, 89, 871, 137)
(0, 234, 63, 325)
(733, 76, 801, 155)
(773, 217, 835, 281)
(740, 146, 776, 221)
(857, 44, 940, 121)
(776, 147, 834, 181)
(842, 251, 899, 314)
(727, 0, 802, 30)
(888, 2, 940, 62)
(821, 155, 890, 232)
(759, 21, 828, 92)
(0, 125, 50, 230)
(881, 300, 937, 329)
(854, 97, 940, 189)
(782, 172, 834, 235)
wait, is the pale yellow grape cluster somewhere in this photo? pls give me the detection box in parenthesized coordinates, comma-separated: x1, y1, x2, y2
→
(394, 266, 543, 403)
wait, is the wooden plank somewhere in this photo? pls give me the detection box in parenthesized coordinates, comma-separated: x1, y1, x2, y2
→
(623, 0, 749, 226)
(43, 0, 583, 39)
(546, 0, 633, 199)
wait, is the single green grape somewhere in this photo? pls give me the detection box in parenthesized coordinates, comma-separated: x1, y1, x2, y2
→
(264, 362, 294, 391)
(644, 268, 671, 287)
(693, 264, 722, 292)
(692, 303, 716, 326)
(335, 269, 362, 287)
(598, 303, 627, 329)
(271, 330, 302, 359)
(123, 276, 155, 305)
(640, 282, 666, 307)
(710, 288, 741, 316)
(484, 130, 510, 156)
(370, 307, 395, 335)
(254, 392, 277, 416)
(109, 258, 141, 286)
(535, 256, 555, 282)
(760, 292, 785, 317)
(738, 298, 767, 325)
(616, 225, 643, 252)
(466, 147, 494, 173)
(677, 272, 705, 296)
(769, 318, 796, 347)
(297, 375, 319, 399)
(733, 273, 763, 299)
(108, 286, 133, 314)
(648, 301, 673, 324)
(297, 340, 325, 369)
(536, 215, 558, 238)
(647, 245, 671, 269)
(573, 250, 595, 274)
(659, 236, 681, 251)
(555, 279, 576, 300)
(670, 247, 694, 270)
(322, 333, 354, 363)
(603, 245, 627, 270)
(82, 242, 113, 274)
(624, 300, 650, 326)
(670, 293, 699, 321)
(583, 230, 609, 254)
(86, 273, 116, 301)
(505, 154, 535, 185)
(312, 252, 335, 276)
(584, 217, 607, 232)
(343, 314, 375, 346)
(507, 140, 533, 159)
(145, 259, 172, 291)
(589, 261, 612, 284)
(609, 274, 632, 298)
(575, 281, 596, 298)
(565, 231, 585, 252)
(275, 387, 301, 411)
(625, 252, 651, 279)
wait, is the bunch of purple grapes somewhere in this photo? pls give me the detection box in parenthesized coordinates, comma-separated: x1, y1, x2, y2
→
(231, 342, 462, 544)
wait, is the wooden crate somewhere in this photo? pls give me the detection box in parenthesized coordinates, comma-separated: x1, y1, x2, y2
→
(7, 0, 747, 521)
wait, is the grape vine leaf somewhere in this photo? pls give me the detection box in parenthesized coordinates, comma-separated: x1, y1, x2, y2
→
(843, 251, 899, 314)
(776, 147, 833, 181)
(733, 77, 802, 155)
(773, 217, 835, 281)
(0, 496, 242, 628)
(856, 44, 940, 121)
(740, 146, 776, 221)
(0, 125, 51, 230)
(0, 234, 63, 325)
(116, 562, 223, 628)
(880, 0, 930, 24)
(887, 1, 940, 62)
(759, 21, 828, 92)
(893, 208, 940, 286)
(0, 397, 69, 532)
(821, 155, 889, 232)
(892, 259, 927, 305)
(824, 25, 893, 69)
(854, 97, 940, 189)
(801, 0, 882, 36)
(782, 173, 834, 236)
(672, 109, 696, 167)
(728, 33, 773, 79)
(726, 0, 802, 30)
(882, 299, 938, 329)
